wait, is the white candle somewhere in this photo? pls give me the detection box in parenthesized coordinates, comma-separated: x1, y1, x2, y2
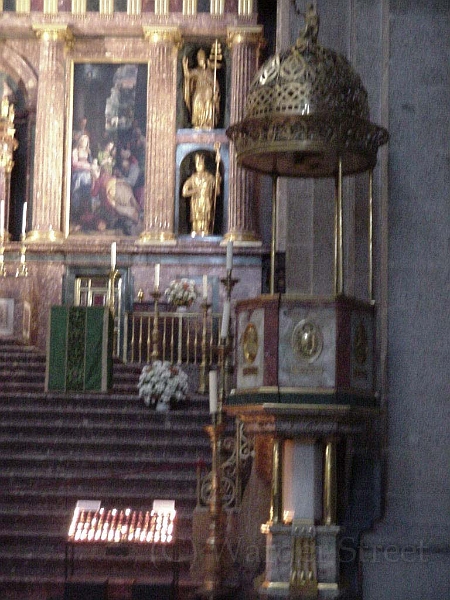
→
(21, 202, 27, 237)
(220, 299, 230, 339)
(202, 274, 208, 300)
(226, 240, 233, 270)
(0, 200, 4, 237)
(154, 263, 160, 290)
(209, 370, 218, 414)
(110, 242, 116, 271)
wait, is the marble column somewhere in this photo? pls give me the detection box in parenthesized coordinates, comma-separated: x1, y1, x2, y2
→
(139, 26, 180, 244)
(226, 26, 263, 245)
(28, 25, 72, 243)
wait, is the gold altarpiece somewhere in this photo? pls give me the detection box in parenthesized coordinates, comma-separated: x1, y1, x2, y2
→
(0, 6, 265, 352)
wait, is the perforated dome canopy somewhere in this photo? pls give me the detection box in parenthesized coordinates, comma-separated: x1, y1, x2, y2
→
(227, 6, 388, 177)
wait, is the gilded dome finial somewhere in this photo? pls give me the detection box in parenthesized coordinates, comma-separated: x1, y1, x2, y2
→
(296, 2, 320, 48)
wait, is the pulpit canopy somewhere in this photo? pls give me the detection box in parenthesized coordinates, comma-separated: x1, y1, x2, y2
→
(227, 4, 388, 177)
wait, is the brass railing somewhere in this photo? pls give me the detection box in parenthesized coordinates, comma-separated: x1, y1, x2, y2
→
(196, 419, 254, 509)
(122, 308, 223, 368)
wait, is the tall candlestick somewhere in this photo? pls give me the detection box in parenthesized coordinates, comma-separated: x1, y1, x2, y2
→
(21, 202, 27, 237)
(0, 200, 4, 237)
(154, 263, 160, 290)
(226, 240, 233, 270)
(110, 242, 116, 271)
(220, 299, 230, 340)
(202, 274, 208, 300)
(209, 370, 218, 414)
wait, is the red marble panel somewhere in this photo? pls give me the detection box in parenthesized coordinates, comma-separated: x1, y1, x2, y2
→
(142, 0, 154, 11)
(225, 0, 238, 12)
(31, 0, 44, 10)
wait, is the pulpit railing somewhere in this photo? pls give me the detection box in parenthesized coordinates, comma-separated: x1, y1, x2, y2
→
(122, 308, 224, 367)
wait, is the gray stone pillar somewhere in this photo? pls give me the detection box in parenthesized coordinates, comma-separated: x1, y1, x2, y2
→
(362, 3, 450, 598)
(28, 25, 72, 243)
(226, 26, 263, 245)
(139, 26, 180, 244)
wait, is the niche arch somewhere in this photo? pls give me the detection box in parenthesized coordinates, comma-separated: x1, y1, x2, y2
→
(0, 45, 37, 239)
(176, 145, 228, 238)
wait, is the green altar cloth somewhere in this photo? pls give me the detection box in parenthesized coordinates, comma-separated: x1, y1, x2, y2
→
(46, 306, 113, 392)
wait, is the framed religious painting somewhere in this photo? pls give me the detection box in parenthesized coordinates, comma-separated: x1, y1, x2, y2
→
(66, 62, 147, 238)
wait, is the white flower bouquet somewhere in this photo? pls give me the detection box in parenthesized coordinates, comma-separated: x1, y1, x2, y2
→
(138, 360, 189, 410)
(164, 278, 199, 307)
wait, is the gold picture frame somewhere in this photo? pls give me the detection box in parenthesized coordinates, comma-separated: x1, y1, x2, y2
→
(66, 61, 148, 238)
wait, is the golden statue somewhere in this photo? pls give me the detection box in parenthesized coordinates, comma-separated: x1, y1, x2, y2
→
(182, 151, 221, 237)
(182, 42, 222, 130)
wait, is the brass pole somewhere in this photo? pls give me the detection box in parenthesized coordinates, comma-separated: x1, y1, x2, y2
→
(323, 440, 337, 525)
(150, 290, 161, 361)
(0, 237, 6, 277)
(270, 438, 283, 524)
(270, 174, 277, 295)
(368, 169, 374, 302)
(201, 419, 226, 595)
(15, 234, 28, 278)
(220, 269, 238, 398)
(108, 269, 119, 357)
(198, 300, 211, 393)
(334, 157, 343, 296)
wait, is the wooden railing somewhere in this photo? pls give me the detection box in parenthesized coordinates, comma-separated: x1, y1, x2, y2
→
(122, 308, 224, 367)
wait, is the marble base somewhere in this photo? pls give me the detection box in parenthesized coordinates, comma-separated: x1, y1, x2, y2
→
(260, 523, 343, 599)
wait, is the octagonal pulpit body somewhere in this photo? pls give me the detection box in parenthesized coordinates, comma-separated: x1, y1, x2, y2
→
(231, 294, 376, 408)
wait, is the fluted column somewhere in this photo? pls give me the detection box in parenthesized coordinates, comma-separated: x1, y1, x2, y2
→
(28, 25, 72, 243)
(226, 26, 263, 244)
(139, 26, 180, 244)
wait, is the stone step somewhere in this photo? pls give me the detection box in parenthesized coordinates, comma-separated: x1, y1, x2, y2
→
(0, 489, 198, 513)
(0, 410, 209, 430)
(0, 342, 213, 594)
(1, 452, 209, 471)
(0, 412, 211, 431)
(0, 391, 208, 410)
(0, 435, 210, 458)
(0, 550, 192, 579)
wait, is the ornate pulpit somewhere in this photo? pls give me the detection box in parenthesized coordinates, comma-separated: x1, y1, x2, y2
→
(226, 6, 388, 599)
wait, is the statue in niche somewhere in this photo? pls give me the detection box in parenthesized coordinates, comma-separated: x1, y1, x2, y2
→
(182, 42, 222, 130)
(182, 149, 221, 237)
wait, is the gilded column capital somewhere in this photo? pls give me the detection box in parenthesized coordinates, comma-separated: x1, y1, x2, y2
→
(32, 24, 74, 47)
(227, 25, 264, 48)
(143, 25, 182, 47)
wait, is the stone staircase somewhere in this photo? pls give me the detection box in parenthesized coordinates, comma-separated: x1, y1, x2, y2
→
(0, 340, 213, 600)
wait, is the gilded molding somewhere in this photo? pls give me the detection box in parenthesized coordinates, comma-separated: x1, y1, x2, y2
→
(32, 24, 74, 46)
(136, 231, 176, 245)
(143, 26, 182, 47)
(26, 228, 64, 243)
(227, 25, 264, 48)
(222, 231, 261, 245)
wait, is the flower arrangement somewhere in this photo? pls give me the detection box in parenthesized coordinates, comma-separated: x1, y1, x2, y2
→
(164, 278, 199, 307)
(138, 360, 189, 410)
